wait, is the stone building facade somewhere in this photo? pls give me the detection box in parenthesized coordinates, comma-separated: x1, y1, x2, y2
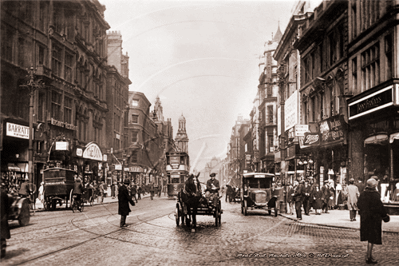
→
(1, 0, 111, 187)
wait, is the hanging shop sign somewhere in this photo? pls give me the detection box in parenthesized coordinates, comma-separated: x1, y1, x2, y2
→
(55, 141, 69, 151)
(6, 122, 30, 139)
(348, 85, 395, 120)
(129, 166, 143, 172)
(115, 164, 122, 170)
(299, 133, 320, 149)
(294, 125, 309, 137)
(319, 115, 346, 144)
(83, 142, 103, 161)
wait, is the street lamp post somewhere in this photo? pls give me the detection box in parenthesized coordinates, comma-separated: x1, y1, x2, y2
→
(20, 67, 44, 185)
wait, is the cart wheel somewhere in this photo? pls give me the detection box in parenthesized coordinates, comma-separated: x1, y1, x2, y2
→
(18, 200, 30, 226)
(218, 210, 221, 226)
(244, 200, 248, 216)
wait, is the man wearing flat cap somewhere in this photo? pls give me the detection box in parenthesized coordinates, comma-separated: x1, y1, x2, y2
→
(118, 179, 135, 228)
(206, 173, 220, 209)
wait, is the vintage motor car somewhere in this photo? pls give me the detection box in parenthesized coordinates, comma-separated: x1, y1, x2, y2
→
(241, 172, 276, 215)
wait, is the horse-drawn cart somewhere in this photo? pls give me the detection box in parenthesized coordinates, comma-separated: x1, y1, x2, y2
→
(43, 167, 75, 211)
(175, 190, 222, 228)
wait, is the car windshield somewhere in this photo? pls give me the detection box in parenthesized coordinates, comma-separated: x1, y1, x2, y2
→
(245, 177, 270, 189)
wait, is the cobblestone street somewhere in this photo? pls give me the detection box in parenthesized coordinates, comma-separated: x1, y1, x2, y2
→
(2, 196, 399, 266)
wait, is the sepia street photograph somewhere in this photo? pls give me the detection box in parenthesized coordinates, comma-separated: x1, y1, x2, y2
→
(1, 0, 399, 265)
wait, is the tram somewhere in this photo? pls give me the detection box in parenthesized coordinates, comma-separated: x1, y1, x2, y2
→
(166, 152, 189, 197)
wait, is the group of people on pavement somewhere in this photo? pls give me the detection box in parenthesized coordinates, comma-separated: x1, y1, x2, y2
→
(287, 179, 334, 220)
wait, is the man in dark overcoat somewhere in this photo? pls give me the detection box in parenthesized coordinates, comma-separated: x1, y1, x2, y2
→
(1, 184, 11, 258)
(118, 179, 135, 228)
(321, 180, 331, 213)
(291, 180, 303, 220)
(358, 178, 390, 264)
(206, 173, 220, 209)
(302, 181, 311, 215)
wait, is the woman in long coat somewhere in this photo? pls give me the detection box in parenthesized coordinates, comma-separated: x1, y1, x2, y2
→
(118, 180, 135, 227)
(310, 184, 324, 215)
(358, 178, 390, 264)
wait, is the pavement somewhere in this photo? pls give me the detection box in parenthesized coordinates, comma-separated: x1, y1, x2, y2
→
(280, 208, 399, 233)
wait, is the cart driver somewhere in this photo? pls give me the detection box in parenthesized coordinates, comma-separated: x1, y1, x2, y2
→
(18, 177, 30, 198)
(206, 173, 220, 209)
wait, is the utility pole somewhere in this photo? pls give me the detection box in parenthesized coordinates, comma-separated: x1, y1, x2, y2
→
(20, 67, 44, 185)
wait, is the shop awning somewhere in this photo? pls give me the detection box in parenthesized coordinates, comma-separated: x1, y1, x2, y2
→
(390, 132, 399, 143)
(7, 164, 21, 172)
(364, 134, 388, 146)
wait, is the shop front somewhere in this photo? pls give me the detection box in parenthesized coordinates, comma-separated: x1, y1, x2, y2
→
(1, 120, 31, 189)
(75, 142, 105, 185)
(348, 83, 399, 202)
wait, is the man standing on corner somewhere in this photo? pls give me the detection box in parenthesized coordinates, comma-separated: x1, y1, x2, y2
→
(206, 173, 220, 210)
(347, 178, 360, 221)
(118, 179, 135, 228)
(291, 180, 304, 220)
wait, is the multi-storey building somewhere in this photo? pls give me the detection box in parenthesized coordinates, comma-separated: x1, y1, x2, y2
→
(125, 92, 173, 186)
(258, 28, 282, 176)
(105, 30, 131, 184)
(294, 0, 349, 186)
(346, 0, 399, 188)
(274, 8, 308, 185)
(226, 116, 249, 186)
(1, 0, 110, 187)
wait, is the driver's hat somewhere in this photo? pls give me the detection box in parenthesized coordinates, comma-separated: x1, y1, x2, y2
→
(210, 173, 216, 177)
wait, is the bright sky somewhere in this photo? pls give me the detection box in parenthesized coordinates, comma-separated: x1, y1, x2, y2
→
(100, 0, 298, 171)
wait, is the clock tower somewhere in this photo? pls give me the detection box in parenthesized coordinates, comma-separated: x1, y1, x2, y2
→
(175, 114, 189, 153)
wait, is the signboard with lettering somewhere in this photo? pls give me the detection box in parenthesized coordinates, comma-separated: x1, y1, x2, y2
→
(55, 141, 69, 150)
(115, 164, 122, 170)
(295, 125, 309, 137)
(129, 166, 143, 172)
(49, 118, 77, 130)
(83, 142, 103, 161)
(349, 85, 394, 120)
(319, 115, 346, 144)
(6, 122, 30, 139)
(285, 90, 298, 131)
(299, 133, 320, 149)
(277, 106, 281, 136)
